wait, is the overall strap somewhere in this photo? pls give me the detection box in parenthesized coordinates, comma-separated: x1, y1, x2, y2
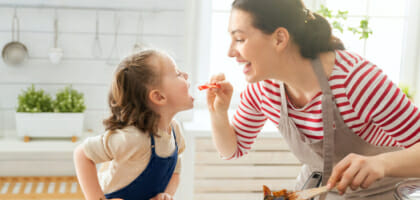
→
(150, 133, 156, 153)
(311, 58, 336, 198)
(171, 125, 178, 149)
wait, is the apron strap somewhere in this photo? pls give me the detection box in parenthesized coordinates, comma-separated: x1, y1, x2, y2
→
(311, 57, 336, 200)
(279, 82, 289, 116)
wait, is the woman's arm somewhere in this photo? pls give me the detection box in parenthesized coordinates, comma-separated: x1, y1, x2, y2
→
(209, 109, 238, 158)
(73, 145, 106, 200)
(328, 143, 420, 194)
(380, 142, 420, 177)
(206, 73, 238, 158)
(328, 61, 420, 194)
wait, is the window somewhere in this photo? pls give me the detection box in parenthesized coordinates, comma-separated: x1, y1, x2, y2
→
(323, 0, 409, 83)
(208, 0, 245, 106)
(198, 0, 412, 107)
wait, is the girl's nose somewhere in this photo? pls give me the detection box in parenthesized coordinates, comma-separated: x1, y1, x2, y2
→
(183, 72, 189, 80)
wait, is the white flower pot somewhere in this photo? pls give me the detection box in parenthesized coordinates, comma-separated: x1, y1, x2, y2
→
(15, 112, 84, 141)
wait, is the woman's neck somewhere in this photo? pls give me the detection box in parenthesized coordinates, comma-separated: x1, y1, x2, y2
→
(274, 50, 336, 108)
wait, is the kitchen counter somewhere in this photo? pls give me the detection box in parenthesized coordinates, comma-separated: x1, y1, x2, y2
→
(0, 130, 89, 176)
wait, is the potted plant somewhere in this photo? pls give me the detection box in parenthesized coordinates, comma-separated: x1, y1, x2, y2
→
(15, 85, 86, 142)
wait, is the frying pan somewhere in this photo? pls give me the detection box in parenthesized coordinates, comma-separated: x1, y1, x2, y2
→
(2, 10, 28, 66)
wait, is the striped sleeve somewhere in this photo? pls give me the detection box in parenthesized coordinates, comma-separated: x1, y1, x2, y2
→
(228, 83, 267, 160)
(344, 61, 420, 148)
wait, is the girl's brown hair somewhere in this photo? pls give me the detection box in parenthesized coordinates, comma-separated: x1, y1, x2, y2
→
(103, 50, 162, 136)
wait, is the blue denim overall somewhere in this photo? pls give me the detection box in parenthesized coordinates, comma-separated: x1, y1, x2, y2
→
(105, 128, 178, 200)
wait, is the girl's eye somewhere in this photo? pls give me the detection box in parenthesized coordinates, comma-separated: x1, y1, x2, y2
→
(236, 39, 244, 42)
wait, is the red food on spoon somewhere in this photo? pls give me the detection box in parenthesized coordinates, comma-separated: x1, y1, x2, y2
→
(198, 83, 221, 91)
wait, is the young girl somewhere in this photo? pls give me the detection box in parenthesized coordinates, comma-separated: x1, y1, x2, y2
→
(73, 49, 194, 200)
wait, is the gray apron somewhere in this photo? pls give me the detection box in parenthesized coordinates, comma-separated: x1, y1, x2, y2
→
(277, 58, 405, 199)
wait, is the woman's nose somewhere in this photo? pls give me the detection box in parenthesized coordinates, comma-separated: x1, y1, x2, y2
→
(227, 43, 238, 58)
(183, 72, 189, 80)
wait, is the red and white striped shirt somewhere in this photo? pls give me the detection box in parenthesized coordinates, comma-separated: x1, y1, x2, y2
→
(230, 50, 420, 159)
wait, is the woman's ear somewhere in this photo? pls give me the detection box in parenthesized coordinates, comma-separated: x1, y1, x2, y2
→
(149, 89, 167, 105)
(272, 27, 289, 50)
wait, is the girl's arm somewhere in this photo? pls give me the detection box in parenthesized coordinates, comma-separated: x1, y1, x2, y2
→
(164, 173, 180, 196)
(150, 173, 180, 200)
(73, 145, 107, 200)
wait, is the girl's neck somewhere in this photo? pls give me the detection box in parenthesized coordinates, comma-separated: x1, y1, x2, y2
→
(156, 110, 176, 135)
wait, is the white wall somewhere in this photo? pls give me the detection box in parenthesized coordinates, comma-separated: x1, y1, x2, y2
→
(0, 1, 197, 199)
(0, 0, 189, 134)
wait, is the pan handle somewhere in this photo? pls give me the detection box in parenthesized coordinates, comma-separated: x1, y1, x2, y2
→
(12, 8, 20, 42)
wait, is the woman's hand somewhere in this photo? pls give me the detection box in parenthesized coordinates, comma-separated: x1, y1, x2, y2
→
(327, 153, 386, 194)
(150, 193, 173, 200)
(206, 73, 233, 113)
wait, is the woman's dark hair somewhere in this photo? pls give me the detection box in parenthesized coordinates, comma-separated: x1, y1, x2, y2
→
(232, 0, 345, 59)
(103, 50, 162, 136)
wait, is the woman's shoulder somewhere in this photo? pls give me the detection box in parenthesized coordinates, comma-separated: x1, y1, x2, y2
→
(243, 79, 281, 95)
(334, 50, 372, 72)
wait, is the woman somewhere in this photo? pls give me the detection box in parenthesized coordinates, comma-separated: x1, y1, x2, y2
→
(206, 0, 420, 199)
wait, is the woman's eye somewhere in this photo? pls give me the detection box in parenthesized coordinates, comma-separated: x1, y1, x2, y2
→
(236, 39, 244, 42)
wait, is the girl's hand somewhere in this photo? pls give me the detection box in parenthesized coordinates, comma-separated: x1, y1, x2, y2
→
(206, 73, 233, 113)
(149, 193, 173, 200)
(327, 153, 386, 194)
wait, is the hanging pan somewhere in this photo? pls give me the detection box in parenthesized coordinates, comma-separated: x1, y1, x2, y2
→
(2, 9, 28, 66)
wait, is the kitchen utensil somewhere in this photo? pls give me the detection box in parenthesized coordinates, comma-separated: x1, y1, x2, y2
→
(49, 10, 63, 65)
(92, 10, 102, 58)
(106, 12, 120, 66)
(289, 185, 330, 200)
(132, 12, 145, 53)
(394, 179, 420, 200)
(2, 9, 28, 66)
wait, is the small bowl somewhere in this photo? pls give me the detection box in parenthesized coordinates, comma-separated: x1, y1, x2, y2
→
(49, 48, 63, 64)
(394, 179, 420, 200)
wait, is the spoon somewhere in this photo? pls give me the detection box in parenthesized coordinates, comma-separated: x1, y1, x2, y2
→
(289, 185, 331, 200)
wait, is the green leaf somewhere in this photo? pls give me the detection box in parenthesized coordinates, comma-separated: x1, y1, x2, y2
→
(53, 85, 86, 113)
(16, 84, 54, 112)
(317, 4, 372, 40)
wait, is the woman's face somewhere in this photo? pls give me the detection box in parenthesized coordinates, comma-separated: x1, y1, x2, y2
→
(228, 9, 279, 83)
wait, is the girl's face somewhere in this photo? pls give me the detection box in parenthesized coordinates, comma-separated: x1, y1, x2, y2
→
(157, 54, 194, 112)
(227, 9, 280, 83)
